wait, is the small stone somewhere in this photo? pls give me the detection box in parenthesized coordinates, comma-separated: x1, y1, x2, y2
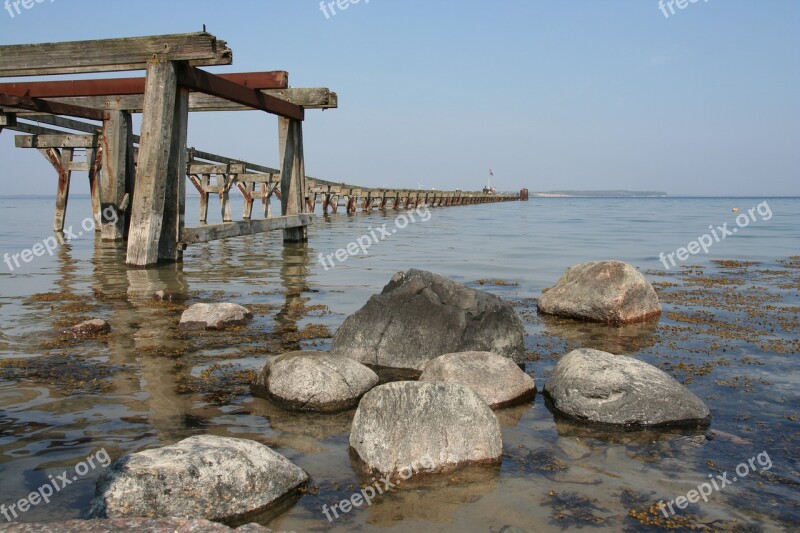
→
(66, 319, 110, 337)
(179, 303, 252, 330)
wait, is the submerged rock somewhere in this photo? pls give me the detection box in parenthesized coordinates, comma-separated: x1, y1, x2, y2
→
(86, 435, 308, 521)
(419, 351, 536, 409)
(331, 269, 525, 370)
(350, 381, 503, 476)
(251, 350, 379, 412)
(543, 348, 711, 427)
(66, 319, 110, 337)
(0, 519, 271, 532)
(179, 303, 252, 330)
(538, 261, 661, 324)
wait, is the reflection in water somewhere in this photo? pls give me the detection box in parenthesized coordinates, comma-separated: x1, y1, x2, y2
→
(539, 314, 660, 355)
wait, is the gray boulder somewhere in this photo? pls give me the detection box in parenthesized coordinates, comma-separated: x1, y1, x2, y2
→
(86, 435, 308, 521)
(543, 349, 711, 427)
(350, 381, 502, 476)
(179, 303, 252, 330)
(538, 261, 661, 324)
(331, 269, 525, 370)
(251, 350, 379, 412)
(66, 319, 110, 337)
(419, 351, 536, 409)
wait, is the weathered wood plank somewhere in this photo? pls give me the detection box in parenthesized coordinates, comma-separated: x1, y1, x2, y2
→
(15, 134, 98, 148)
(126, 58, 181, 267)
(180, 215, 313, 245)
(159, 85, 189, 262)
(177, 65, 304, 120)
(279, 118, 307, 242)
(33, 87, 334, 113)
(0, 113, 16, 126)
(188, 163, 246, 175)
(0, 32, 232, 76)
(0, 94, 106, 121)
(100, 110, 133, 240)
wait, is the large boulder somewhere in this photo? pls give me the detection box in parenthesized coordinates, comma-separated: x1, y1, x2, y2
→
(419, 351, 536, 409)
(86, 435, 308, 521)
(179, 303, 252, 330)
(537, 261, 661, 324)
(251, 350, 379, 412)
(350, 381, 502, 476)
(331, 269, 525, 370)
(543, 349, 711, 427)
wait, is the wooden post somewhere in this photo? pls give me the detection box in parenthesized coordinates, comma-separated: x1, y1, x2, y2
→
(86, 145, 103, 230)
(278, 117, 307, 242)
(127, 58, 185, 266)
(39, 147, 74, 232)
(100, 110, 134, 240)
(217, 174, 232, 222)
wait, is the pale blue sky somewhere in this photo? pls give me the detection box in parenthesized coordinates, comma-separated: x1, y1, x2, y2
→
(1, 0, 798, 196)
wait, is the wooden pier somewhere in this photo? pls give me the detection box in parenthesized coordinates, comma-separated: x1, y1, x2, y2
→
(0, 33, 524, 268)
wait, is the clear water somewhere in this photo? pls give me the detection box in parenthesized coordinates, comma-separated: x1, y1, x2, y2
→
(0, 196, 798, 531)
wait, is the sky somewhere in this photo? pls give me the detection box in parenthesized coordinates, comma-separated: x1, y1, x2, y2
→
(0, 0, 798, 196)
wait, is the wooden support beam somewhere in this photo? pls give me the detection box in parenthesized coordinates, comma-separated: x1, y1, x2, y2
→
(188, 163, 246, 175)
(0, 94, 106, 121)
(86, 146, 103, 229)
(180, 215, 313, 245)
(279, 118, 308, 242)
(126, 58, 183, 267)
(0, 72, 287, 98)
(100, 110, 134, 240)
(15, 134, 98, 148)
(29, 87, 335, 114)
(37, 147, 73, 232)
(177, 65, 304, 120)
(0, 32, 232, 76)
(0, 113, 16, 127)
(159, 85, 189, 262)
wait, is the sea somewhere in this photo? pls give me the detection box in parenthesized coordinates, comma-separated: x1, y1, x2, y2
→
(0, 195, 798, 532)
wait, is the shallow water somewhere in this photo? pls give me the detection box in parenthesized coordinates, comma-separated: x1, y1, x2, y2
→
(0, 196, 798, 531)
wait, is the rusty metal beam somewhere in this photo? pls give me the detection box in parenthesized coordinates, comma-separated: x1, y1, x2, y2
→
(0, 72, 288, 98)
(0, 94, 106, 121)
(176, 66, 304, 121)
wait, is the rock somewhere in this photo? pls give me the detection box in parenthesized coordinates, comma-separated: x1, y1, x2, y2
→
(86, 435, 308, 521)
(537, 261, 661, 324)
(155, 289, 189, 302)
(179, 303, 252, 330)
(331, 269, 525, 370)
(350, 381, 503, 476)
(543, 349, 711, 427)
(251, 350, 379, 412)
(419, 351, 536, 409)
(66, 319, 110, 337)
(0, 519, 272, 532)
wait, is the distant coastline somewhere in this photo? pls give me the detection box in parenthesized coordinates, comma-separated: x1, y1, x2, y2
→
(532, 190, 668, 198)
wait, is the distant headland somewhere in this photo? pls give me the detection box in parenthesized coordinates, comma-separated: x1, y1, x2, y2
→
(532, 190, 668, 198)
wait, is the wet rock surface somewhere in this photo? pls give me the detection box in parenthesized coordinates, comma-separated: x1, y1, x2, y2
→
(543, 348, 711, 427)
(538, 261, 662, 324)
(331, 269, 525, 370)
(86, 435, 308, 521)
(251, 350, 379, 412)
(350, 381, 503, 476)
(179, 303, 253, 330)
(419, 351, 536, 409)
